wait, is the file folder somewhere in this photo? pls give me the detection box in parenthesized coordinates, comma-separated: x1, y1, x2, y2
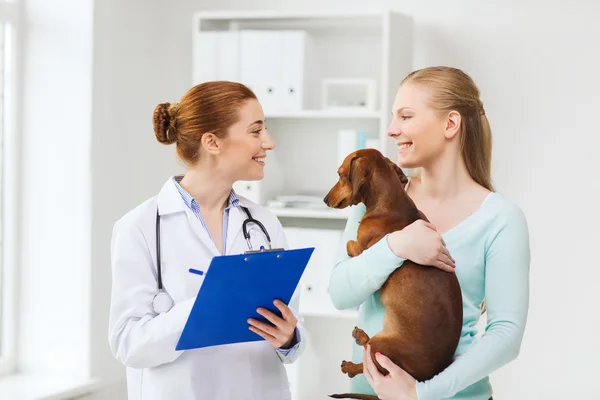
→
(175, 247, 315, 351)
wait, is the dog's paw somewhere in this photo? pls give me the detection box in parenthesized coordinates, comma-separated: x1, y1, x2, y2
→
(346, 240, 362, 257)
(352, 327, 369, 346)
(341, 361, 358, 378)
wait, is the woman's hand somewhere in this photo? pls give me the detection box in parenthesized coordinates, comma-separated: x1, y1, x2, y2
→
(363, 344, 418, 400)
(386, 219, 455, 272)
(248, 299, 297, 349)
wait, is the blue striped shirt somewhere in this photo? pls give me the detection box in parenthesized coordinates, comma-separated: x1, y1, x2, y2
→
(173, 175, 239, 255)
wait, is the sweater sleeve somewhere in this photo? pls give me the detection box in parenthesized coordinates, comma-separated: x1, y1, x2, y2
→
(328, 204, 406, 310)
(416, 204, 531, 400)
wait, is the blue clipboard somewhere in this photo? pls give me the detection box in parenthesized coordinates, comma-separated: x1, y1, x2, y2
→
(175, 247, 315, 351)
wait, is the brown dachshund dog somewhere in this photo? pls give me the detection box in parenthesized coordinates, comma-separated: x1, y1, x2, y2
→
(323, 148, 463, 400)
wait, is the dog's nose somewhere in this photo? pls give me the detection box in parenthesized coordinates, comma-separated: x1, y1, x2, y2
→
(323, 195, 329, 205)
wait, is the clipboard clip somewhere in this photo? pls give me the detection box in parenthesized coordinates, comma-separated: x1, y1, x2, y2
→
(244, 246, 285, 254)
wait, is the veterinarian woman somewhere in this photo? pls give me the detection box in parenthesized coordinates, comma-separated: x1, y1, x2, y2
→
(108, 81, 306, 400)
(329, 66, 529, 400)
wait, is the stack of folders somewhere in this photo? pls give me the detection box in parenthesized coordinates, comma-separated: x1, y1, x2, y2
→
(267, 195, 328, 210)
(194, 29, 313, 114)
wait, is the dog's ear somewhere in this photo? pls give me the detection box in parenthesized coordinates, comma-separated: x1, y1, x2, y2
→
(385, 157, 408, 185)
(348, 155, 367, 203)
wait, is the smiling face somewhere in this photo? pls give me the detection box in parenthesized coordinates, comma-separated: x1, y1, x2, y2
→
(218, 99, 275, 181)
(386, 83, 451, 169)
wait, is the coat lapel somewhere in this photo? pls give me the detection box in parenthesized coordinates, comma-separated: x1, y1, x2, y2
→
(157, 177, 220, 257)
(225, 204, 246, 254)
(184, 207, 220, 257)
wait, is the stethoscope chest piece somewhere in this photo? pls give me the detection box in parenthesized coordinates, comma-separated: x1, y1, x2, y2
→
(153, 291, 174, 314)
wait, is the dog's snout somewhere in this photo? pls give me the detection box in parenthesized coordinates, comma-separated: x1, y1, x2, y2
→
(323, 195, 329, 205)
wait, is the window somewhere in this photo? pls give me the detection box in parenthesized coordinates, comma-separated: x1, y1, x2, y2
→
(0, 0, 18, 377)
(0, 20, 5, 373)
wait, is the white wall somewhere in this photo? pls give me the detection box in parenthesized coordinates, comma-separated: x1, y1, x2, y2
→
(89, 0, 183, 385)
(58, 0, 600, 398)
(18, 0, 93, 378)
(14, 0, 181, 390)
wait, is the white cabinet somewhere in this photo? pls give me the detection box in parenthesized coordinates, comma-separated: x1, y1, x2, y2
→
(284, 227, 358, 319)
(193, 10, 414, 400)
(193, 10, 414, 213)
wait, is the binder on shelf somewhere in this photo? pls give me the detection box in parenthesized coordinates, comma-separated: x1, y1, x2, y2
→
(337, 129, 358, 167)
(280, 30, 312, 112)
(193, 31, 218, 84)
(194, 29, 313, 113)
(193, 31, 240, 84)
(232, 181, 261, 204)
(240, 30, 282, 114)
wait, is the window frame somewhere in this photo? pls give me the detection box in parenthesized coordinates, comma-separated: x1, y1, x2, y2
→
(0, 0, 21, 377)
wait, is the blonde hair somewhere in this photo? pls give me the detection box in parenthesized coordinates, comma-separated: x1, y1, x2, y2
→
(402, 66, 494, 191)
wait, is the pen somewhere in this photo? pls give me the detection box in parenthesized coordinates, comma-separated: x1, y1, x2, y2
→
(188, 268, 204, 276)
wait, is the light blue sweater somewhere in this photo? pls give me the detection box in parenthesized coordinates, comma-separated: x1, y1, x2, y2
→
(329, 192, 530, 400)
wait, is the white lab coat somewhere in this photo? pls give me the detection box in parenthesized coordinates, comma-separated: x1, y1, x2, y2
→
(108, 177, 307, 400)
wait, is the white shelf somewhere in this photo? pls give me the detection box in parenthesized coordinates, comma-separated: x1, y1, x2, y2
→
(266, 109, 381, 119)
(270, 207, 350, 220)
(194, 10, 391, 35)
(193, 10, 414, 400)
(194, 9, 390, 21)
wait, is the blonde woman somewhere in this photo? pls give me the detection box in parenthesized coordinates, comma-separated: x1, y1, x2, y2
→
(329, 66, 530, 400)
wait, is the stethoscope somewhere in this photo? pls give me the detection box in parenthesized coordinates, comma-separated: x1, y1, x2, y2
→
(152, 205, 273, 314)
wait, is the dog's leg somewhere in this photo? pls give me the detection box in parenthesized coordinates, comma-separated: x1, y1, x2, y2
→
(341, 361, 363, 378)
(352, 326, 370, 347)
(339, 327, 370, 378)
(366, 335, 414, 378)
(339, 339, 404, 380)
(347, 240, 363, 257)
